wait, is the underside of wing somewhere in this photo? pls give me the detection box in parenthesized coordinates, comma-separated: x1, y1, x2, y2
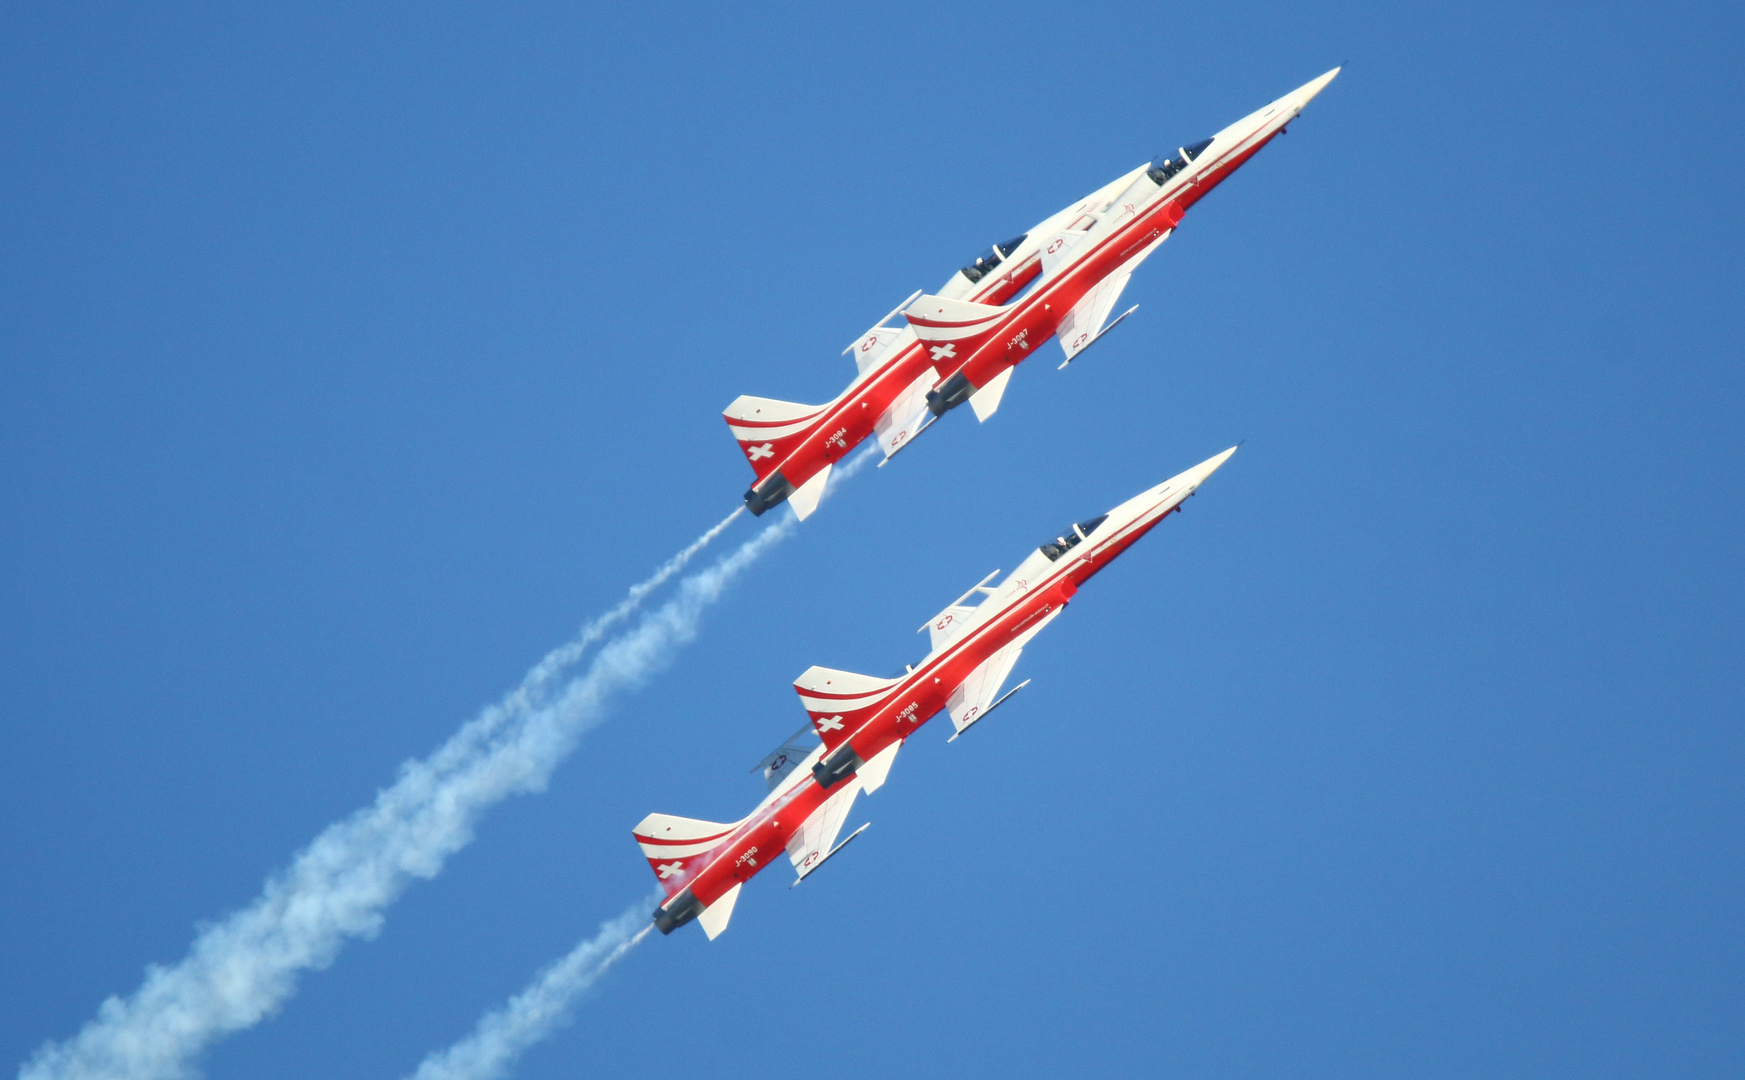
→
(752, 726, 821, 792)
(945, 606, 1064, 738)
(786, 775, 863, 881)
(875, 367, 939, 457)
(947, 645, 1025, 736)
(1057, 229, 1170, 365)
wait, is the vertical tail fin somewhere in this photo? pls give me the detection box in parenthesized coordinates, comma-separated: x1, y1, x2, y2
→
(793, 666, 904, 751)
(723, 395, 830, 482)
(901, 295, 1009, 375)
(632, 812, 744, 900)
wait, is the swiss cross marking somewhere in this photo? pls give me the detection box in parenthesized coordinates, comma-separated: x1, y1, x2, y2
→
(817, 715, 845, 732)
(929, 343, 956, 361)
(656, 861, 684, 879)
(747, 443, 775, 461)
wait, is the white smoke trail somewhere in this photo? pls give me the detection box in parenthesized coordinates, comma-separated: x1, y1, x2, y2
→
(20, 512, 791, 1080)
(830, 444, 880, 486)
(473, 507, 742, 753)
(406, 900, 656, 1080)
(396, 445, 884, 1080)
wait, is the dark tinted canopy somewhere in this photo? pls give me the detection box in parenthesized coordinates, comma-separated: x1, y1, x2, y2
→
(1039, 514, 1110, 561)
(961, 234, 1030, 283)
(1147, 137, 1215, 185)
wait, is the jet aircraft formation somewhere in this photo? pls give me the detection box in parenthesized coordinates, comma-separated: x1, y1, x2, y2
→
(638, 69, 1340, 938)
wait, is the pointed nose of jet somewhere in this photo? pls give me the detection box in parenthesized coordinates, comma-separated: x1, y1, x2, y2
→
(1285, 66, 1341, 114)
(1176, 445, 1239, 493)
(1209, 67, 1341, 161)
(1102, 447, 1239, 532)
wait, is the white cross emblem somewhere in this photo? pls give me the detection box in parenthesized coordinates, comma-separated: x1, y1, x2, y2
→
(746, 442, 774, 461)
(929, 343, 956, 361)
(656, 861, 683, 879)
(816, 715, 844, 732)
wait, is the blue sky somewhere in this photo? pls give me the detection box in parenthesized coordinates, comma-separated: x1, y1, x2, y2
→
(3, 2, 1741, 1078)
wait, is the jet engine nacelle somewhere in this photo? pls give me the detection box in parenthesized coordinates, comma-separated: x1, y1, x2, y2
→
(653, 888, 706, 935)
(812, 746, 864, 790)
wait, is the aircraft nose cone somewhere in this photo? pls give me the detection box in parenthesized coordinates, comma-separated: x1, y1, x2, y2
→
(1182, 445, 1239, 490)
(1290, 66, 1342, 110)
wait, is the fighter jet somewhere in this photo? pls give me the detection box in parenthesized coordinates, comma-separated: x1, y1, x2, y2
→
(635, 447, 1237, 938)
(723, 68, 1334, 520)
(906, 67, 1340, 418)
(723, 280, 1002, 520)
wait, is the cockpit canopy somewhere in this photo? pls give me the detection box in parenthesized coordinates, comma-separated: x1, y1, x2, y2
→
(1039, 514, 1109, 561)
(961, 234, 1029, 283)
(1147, 138, 1215, 185)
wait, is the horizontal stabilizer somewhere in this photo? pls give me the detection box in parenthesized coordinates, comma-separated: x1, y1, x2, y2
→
(794, 665, 904, 751)
(967, 366, 1013, 422)
(724, 395, 830, 482)
(698, 883, 741, 940)
(786, 462, 831, 520)
(856, 740, 901, 794)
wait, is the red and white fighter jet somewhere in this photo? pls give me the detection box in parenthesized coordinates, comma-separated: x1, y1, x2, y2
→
(636, 447, 1237, 938)
(904, 67, 1339, 417)
(723, 68, 1335, 521)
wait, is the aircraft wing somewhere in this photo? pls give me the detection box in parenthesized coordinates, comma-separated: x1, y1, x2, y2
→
(875, 368, 938, 457)
(848, 325, 913, 377)
(786, 774, 863, 881)
(1056, 228, 1171, 365)
(1039, 229, 1090, 279)
(945, 606, 1063, 737)
(752, 725, 819, 792)
(947, 644, 1025, 736)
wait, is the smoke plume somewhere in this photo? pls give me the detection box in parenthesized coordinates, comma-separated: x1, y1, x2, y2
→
(406, 899, 656, 1080)
(21, 511, 786, 1080)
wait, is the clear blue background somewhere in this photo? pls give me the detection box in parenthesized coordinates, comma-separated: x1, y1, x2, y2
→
(4, 3, 1741, 1077)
